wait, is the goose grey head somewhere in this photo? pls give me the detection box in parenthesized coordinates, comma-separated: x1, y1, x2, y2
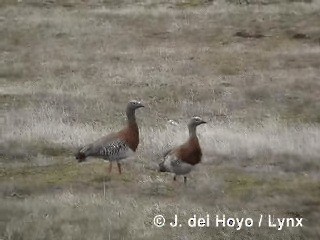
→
(188, 116, 206, 127)
(127, 100, 144, 111)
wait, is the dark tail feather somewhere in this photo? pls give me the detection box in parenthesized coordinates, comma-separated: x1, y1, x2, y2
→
(75, 145, 91, 162)
(159, 161, 167, 172)
(158, 149, 172, 172)
(75, 151, 86, 162)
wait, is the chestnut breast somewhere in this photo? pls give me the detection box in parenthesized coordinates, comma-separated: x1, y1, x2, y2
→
(176, 137, 202, 165)
(118, 123, 139, 151)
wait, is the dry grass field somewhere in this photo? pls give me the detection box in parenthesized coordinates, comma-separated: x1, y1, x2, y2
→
(1, 0, 320, 239)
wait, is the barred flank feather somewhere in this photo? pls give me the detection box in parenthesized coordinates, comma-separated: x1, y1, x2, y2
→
(75, 100, 144, 174)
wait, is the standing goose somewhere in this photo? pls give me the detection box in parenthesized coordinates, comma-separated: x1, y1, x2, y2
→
(76, 100, 144, 174)
(159, 117, 206, 184)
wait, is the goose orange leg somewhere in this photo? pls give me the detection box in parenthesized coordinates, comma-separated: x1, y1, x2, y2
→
(108, 162, 112, 173)
(117, 162, 122, 175)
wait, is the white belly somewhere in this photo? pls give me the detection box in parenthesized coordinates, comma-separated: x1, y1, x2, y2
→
(101, 146, 135, 162)
(164, 155, 194, 175)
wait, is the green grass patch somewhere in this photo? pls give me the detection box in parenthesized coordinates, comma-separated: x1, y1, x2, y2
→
(0, 162, 99, 195)
(175, 0, 211, 8)
(0, 64, 24, 80)
(224, 173, 264, 200)
(0, 94, 29, 111)
(1, 139, 71, 161)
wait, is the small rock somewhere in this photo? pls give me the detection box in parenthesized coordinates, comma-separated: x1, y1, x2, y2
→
(292, 33, 310, 40)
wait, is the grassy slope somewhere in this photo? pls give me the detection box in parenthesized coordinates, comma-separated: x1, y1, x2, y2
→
(1, 0, 320, 239)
